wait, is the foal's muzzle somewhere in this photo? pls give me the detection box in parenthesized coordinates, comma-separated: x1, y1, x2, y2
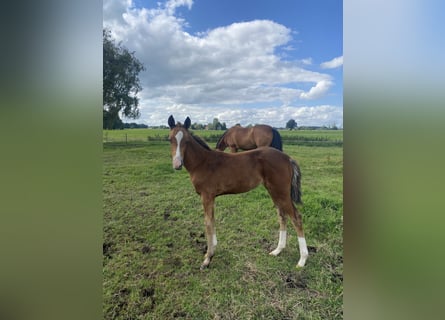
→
(173, 157, 183, 170)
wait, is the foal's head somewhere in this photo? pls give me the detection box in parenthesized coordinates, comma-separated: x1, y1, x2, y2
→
(168, 115, 191, 170)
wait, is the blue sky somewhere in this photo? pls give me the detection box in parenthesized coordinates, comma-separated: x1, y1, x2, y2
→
(104, 0, 343, 127)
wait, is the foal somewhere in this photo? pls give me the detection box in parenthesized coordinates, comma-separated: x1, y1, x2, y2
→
(168, 115, 308, 269)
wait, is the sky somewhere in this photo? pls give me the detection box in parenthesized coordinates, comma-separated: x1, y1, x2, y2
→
(103, 0, 343, 128)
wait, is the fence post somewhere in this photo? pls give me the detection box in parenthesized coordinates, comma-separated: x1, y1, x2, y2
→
(125, 133, 127, 144)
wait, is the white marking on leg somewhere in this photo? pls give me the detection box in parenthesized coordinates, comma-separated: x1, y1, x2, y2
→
(297, 237, 309, 267)
(270, 230, 286, 256)
(212, 233, 217, 247)
(173, 131, 183, 169)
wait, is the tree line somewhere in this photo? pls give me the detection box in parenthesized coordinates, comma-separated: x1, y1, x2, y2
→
(112, 118, 340, 131)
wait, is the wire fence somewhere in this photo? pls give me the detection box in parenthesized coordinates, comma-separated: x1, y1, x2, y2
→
(103, 132, 343, 147)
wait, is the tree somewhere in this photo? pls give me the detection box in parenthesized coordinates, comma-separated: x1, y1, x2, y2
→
(103, 109, 123, 129)
(286, 119, 297, 130)
(208, 118, 226, 130)
(191, 122, 205, 130)
(103, 29, 145, 129)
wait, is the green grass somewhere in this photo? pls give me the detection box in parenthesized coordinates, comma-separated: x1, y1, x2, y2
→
(103, 132, 343, 319)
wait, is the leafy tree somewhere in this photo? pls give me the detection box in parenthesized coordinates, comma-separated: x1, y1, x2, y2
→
(103, 109, 123, 129)
(191, 123, 205, 130)
(286, 119, 297, 130)
(208, 118, 226, 130)
(103, 29, 145, 129)
(123, 122, 148, 129)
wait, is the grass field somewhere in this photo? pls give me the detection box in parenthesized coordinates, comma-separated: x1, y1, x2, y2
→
(103, 129, 343, 319)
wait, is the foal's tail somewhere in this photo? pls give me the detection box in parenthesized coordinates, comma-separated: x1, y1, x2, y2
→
(270, 128, 283, 151)
(290, 159, 302, 204)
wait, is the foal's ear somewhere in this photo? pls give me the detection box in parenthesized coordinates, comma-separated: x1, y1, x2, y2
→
(184, 117, 191, 130)
(168, 115, 176, 129)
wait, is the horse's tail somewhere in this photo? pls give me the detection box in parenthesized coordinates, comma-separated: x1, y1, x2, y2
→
(270, 128, 283, 151)
(290, 159, 302, 205)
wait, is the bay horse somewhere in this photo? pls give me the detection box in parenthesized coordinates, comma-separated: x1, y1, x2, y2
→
(168, 115, 308, 270)
(216, 124, 283, 152)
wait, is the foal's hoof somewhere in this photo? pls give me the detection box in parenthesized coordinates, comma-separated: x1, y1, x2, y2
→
(269, 249, 282, 256)
(296, 260, 306, 269)
(199, 264, 208, 271)
(200, 260, 210, 270)
(200, 255, 212, 270)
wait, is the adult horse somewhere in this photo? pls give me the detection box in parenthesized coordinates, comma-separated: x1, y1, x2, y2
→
(216, 124, 282, 152)
(168, 115, 308, 270)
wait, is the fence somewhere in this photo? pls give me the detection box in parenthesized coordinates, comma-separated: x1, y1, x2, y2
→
(102, 131, 343, 147)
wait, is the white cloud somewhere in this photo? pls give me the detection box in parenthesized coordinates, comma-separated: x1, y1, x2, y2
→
(320, 56, 343, 69)
(103, 0, 341, 126)
(140, 103, 343, 128)
(300, 58, 313, 65)
(165, 0, 193, 15)
(299, 80, 333, 100)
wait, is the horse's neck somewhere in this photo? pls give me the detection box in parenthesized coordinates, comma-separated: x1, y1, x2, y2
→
(183, 137, 210, 172)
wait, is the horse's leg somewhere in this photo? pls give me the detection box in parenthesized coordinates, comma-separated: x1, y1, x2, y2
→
(269, 208, 287, 256)
(200, 194, 217, 270)
(230, 146, 237, 153)
(287, 204, 309, 267)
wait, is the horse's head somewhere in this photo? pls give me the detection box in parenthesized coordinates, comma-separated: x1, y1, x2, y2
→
(168, 115, 191, 170)
(215, 131, 228, 151)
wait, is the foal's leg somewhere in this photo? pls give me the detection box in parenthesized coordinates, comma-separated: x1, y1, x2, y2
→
(269, 208, 287, 256)
(288, 204, 309, 267)
(200, 194, 217, 270)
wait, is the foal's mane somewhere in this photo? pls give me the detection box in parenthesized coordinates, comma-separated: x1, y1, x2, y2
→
(191, 132, 211, 150)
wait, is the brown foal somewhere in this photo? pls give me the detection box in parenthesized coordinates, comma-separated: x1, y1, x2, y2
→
(168, 115, 308, 269)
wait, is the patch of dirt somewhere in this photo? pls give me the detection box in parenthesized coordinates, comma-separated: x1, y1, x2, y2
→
(164, 256, 183, 268)
(163, 209, 171, 220)
(141, 245, 152, 254)
(140, 287, 156, 311)
(331, 272, 343, 283)
(118, 288, 130, 296)
(111, 287, 130, 315)
(308, 245, 317, 253)
(103, 242, 114, 258)
(283, 273, 307, 289)
(173, 311, 187, 318)
(259, 237, 273, 251)
(189, 231, 207, 253)
(141, 287, 154, 297)
(163, 208, 179, 221)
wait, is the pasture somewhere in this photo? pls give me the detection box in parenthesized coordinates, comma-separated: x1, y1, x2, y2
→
(103, 129, 343, 319)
